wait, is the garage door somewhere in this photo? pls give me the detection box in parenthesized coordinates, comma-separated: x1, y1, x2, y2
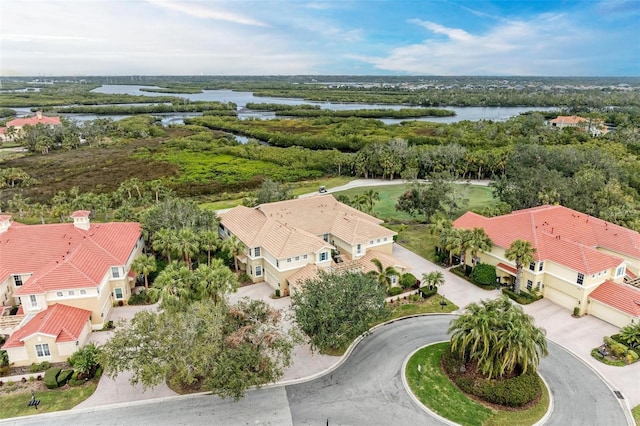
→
(544, 287, 577, 310)
(588, 300, 630, 328)
(265, 270, 278, 290)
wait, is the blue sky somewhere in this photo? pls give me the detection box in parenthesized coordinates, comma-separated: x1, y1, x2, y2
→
(1, 0, 638, 76)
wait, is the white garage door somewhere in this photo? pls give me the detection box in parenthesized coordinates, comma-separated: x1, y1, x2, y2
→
(265, 270, 278, 290)
(588, 300, 630, 328)
(544, 287, 577, 310)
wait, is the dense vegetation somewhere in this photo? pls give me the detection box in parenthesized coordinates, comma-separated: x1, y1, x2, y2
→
(49, 101, 237, 115)
(245, 103, 455, 118)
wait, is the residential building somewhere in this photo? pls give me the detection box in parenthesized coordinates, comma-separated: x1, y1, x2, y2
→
(548, 115, 608, 136)
(0, 111, 62, 142)
(0, 211, 143, 366)
(453, 205, 640, 327)
(218, 195, 407, 296)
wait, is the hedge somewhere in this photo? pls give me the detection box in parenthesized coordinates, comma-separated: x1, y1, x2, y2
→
(418, 287, 438, 298)
(400, 273, 418, 289)
(387, 287, 403, 297)
(58, 369, 74, 386)
(501, 288, 542, 305)
(469, 264, 497, 287)
(442, 345, 541, 407)
(44, 367, 62, 389)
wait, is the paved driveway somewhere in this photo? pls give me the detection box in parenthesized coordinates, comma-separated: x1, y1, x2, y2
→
(394, 244, 640, 408)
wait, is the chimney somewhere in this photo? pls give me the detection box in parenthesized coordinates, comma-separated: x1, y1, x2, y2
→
(70, 210, 91, 230)
(0, 215, 11, 233)
(36, 111, 43, 120)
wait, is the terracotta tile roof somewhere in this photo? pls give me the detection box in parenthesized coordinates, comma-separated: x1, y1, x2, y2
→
(70, 210, 91, 218)
(5, 115, 62, 128)
(2, 304, 91, 348)
(0, 218, 140, 295)
(453, 205, 637, 274)
(497, 262, 517, 275)
(219, 195, 395, 257)
(627, 270, 638, 279)
(549, 115, 588, 125)
(287, 264, 322, 291)
(0, 128, 6, 135)
(589, 280, 640, 317)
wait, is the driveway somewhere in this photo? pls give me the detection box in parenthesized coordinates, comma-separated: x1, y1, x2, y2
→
(74, 303, 177, 409)
(394, 243, 640, 408)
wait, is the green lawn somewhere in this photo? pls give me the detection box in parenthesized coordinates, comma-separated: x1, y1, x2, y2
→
(334, 183, 498, 223)
(632, 404, 640, 425)
(0, 384, 97, 419)
(388, 223, 440, 262)
(387, 294, 458, 319)
(406, 342, 549, 426)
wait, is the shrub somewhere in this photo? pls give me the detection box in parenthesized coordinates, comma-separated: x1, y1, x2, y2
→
(610, 343, 627, 358)
(102, 320, 114, 331)
(0, 366, 9, 377)
(618, 322, 640, 349)
(625, 350, 639, 364)
(604, 335, 616, 347)
(469, 264, 497, 287)
(418, 287, 437, 299)
(502, 288, 541, 305)
(58, 369, 74, 386)
(68, 343, 101, 379)
(387, 287, 403, 297)
(44, 367, 62, 389)
(0, 350, 8, 368)
(400, 273, 417, 289)
(29, 361, 51, 372)
(36, 375, 42, 381)
(573, 307, 580, 317)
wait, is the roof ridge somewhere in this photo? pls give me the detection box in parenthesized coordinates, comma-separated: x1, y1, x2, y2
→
(578, 244, 590, 274)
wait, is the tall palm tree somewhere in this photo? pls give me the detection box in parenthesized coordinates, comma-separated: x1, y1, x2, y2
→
(467, 227, 493, 270)
(448, 296, 547, 379)
(131, 254, 157, 290)
(362, 189, 380, 214)
(176, 228, 200, 270)
(439, 227, 462, 266)
(198, 229, 219, 266)
(31, 202, 48, 224)
(370, 258, 399, 289)
(152, 228, 178, 262)
(457, 228, 474, 268)
(505, 239, 537, 295)
(193, 259, 238, 305)
(148, 261, 193, 313)
(220, 234, 245, 272)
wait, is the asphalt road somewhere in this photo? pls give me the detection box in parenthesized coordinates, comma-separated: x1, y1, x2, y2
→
(2, 316, 628, 426)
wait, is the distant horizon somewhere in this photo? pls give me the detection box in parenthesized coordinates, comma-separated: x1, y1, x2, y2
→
(3, 75, 640, 80)
(1, 0, 638, 77)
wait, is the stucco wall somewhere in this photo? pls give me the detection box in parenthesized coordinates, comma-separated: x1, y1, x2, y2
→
(588, 299, 635, 328)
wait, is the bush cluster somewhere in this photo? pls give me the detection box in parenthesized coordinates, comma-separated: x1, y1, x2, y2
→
(400, 273, 418, 289)
(29, 361, 52, 373)
(442, 345, 541, 407)
(418, 287, 437, 298)
(44, 367, 75, 389)
(127, 289, 159, 305)
(501, 288, 542, 305)
(469, 264, 497, 287)
(603, 336, 640, 364)
(387, 286, 403, 297)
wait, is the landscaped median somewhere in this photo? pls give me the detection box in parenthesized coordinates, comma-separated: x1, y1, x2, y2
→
(404, 342, 550, 426)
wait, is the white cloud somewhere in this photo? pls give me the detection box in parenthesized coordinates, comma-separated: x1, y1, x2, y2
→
(358, 15, 593, 75)
(146, 0, 268, 26)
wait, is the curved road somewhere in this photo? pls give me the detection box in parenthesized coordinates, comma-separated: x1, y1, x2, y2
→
(2, 316, 628, 426)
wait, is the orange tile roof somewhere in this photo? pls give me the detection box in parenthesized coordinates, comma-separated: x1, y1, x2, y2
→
(549, 115, 588, 125)
(589, 280, 640, 317)
(2, 304, 91, 348)
(0, 216, 141, 295)
(497, 262, 517, 275)
(453, 205, 637, 274)
(5, 115, 61, 128)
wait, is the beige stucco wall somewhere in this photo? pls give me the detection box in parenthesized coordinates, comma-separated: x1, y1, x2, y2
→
(367, 242, 394, 256)
(0, 276, 11, 307)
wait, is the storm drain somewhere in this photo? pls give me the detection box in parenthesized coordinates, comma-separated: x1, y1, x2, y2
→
(614, 391, 624, 399)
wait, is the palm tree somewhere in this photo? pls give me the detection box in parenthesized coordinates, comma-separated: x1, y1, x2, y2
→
(193, 259, 238, 305)
(448, 296, 547, 379)
(8, 193, 29, 220)
(619, 322, 640, 349)
(198, 229, 219, 266)
(148, 261, 193, 313)
(505, 239, 537, 295)
(176, 228, 199, 270)
(362, 189, 380, 214)
(131, 254, 157, 290)
(31, 202, 48, 224)
(370, 258, 399, 289)
(152, 228, 178, 262)
(422, 271, 445, 290)
(467, 227, 493, 270)
(439, 227, 462, 266)
(221, 234, 245, 272)
(457, 228, 474, 268)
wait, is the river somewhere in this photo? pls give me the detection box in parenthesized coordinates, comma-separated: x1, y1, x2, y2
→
(88, 85, 557, 124)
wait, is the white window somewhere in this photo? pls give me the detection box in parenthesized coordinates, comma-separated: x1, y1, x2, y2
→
(13, 275, 23, 286)
(30, 295, 38, 307)
(357, 244, 362, 254)
(577, 273, 584, 285)
(529, 262, 536, 271)
(536, 281, 541, 290)
(526, 280, 533, 290)
(377, 239, 380, 243)
(254, 247, 261, 257)
(616, 266, 625, 277)
(391, 275, 397, 285)
(80, 289, 87, 295)
(111, 267, 120, 278)
(370, 240, 373, 245)
(56, 291, 63, 297)
(303, 254, 308, 260)
(35, 344, 51, 357)
(384, 237, 388, 241)
(295, 256, 300, 261)
(287, 258, 291, 263)
(539, 262, 544, 272)
(114, 288, 123, 299)
(323, 234, 329, 242)
(255, 266, 262, 276)
(68, 290, 75, 296)
(319, 252, 328, 262)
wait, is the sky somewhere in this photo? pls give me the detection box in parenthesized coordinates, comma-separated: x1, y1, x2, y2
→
(1, 0, 639, 76)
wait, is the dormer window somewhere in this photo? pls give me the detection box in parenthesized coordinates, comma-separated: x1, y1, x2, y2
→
(111, 267, 120, 278)
(254, 247, 261, 257)
(13, 275, 23, 286)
